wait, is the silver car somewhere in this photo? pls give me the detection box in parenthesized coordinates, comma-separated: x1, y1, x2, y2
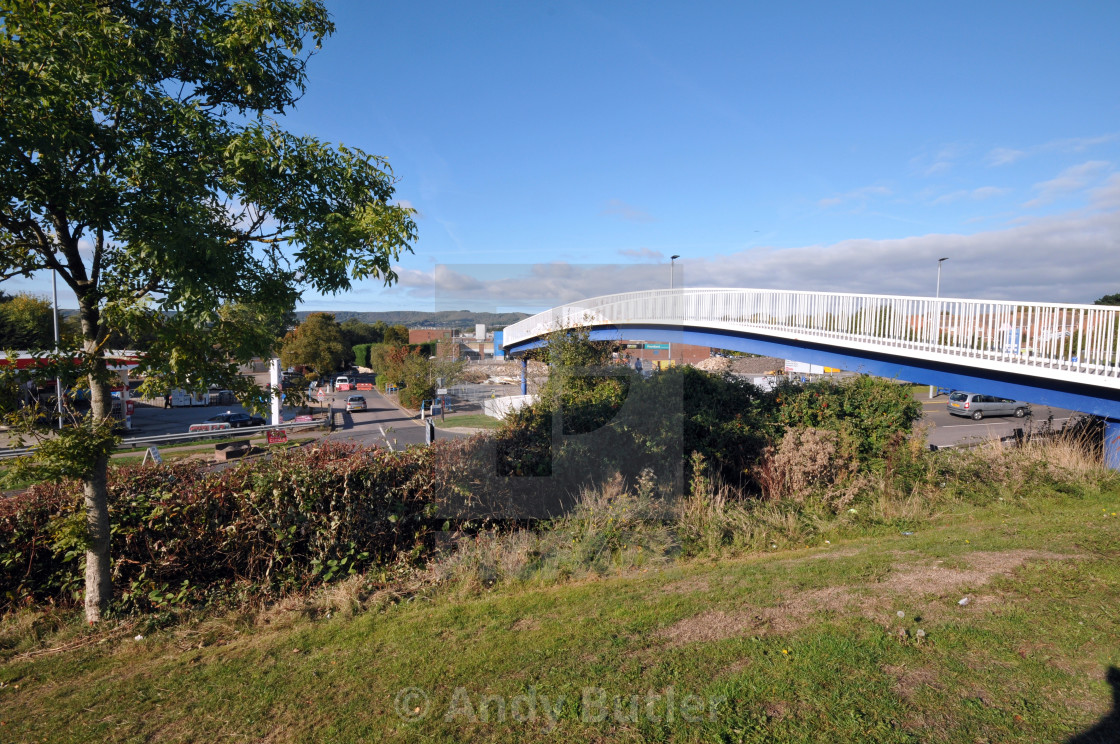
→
(946, 391, 1031, 420)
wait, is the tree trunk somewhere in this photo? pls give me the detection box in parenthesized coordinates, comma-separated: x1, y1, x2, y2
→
(83, 449, 112, 623)
(79, 296, 112, 623)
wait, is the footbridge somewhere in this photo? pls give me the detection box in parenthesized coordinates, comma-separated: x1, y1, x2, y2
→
(501, 288, 1120, 427)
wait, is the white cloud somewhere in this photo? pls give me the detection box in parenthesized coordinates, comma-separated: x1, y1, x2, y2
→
(618, 247, 664, 261)
(600, 199, 655, 223)
(1048, 133, 1120, 153)
(911, 142, 966, 176)
(986, 147, 1027, 167)
(1090, 173, 1120, 209)
(987, 133, 1118, 167)
(1024, 160, 1112, 208)
(931, 186, 1010, 205)
(384, 204, 1120, 309)
(818, 185, 891, 208)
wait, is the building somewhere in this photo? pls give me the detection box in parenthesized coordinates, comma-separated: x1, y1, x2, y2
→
(618, 341, 712, 369)
(408, 328, 455, 345)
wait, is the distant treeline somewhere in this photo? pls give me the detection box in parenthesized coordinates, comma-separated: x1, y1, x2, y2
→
(294, 309, 529, 330)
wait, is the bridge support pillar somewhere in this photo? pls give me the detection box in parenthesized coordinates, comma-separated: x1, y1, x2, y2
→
(1105, 419, 1120, 470)
(520, 357, 527, 396)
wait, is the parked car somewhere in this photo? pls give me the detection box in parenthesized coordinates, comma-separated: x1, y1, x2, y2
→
(188, 411, 265, 432)
(345, 394, 366, 412)
(946, 392, 1031, 420)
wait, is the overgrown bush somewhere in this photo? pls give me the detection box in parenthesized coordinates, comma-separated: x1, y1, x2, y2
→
(494, 364, 920, 499)
(0, 443, 454, 614)
(766, 376, 923, 468)
(755, 427, 855, 503)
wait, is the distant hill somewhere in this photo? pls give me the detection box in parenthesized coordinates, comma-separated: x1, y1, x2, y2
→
(293, 310, 530, 331)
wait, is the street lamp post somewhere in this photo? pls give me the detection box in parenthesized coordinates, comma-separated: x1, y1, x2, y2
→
(930, 257, 949, 399)
(669, 255, 681, 365)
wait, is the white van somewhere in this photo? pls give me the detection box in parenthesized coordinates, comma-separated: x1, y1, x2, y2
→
(334, 376, 351, 392)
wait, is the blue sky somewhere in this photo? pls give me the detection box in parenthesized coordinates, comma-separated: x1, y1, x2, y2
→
(10, 1, 1120, 313)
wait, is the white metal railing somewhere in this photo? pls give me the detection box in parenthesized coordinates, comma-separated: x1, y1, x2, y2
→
(501, 288, 1120, 389)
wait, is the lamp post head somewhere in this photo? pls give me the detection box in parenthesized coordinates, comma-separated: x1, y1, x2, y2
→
(670, 254, 680, 261)
(938, 256, 949, 264)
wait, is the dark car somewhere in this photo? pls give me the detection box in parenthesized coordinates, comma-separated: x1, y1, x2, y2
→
(200, 411, 265, 428)
(946, 392, 1031, 420)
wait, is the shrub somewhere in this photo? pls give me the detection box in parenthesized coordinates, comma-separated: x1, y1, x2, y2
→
(768, 376, 923, 468)
(755, 427, 855, 503)
(352, 343, 374, 368)
(0, 443, 452, 614)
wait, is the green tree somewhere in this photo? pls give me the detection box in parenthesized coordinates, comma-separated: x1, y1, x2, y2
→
(1093, 293, 1120, 306)
(384, 324, 410, 347)
(0, 1, 416, 622)
(220, 301, 294, 357)
(399, 351, 435, 409)
(280, 312, 346, 377)
(0, 292, 54, 349)
(340, 318, 384, 348)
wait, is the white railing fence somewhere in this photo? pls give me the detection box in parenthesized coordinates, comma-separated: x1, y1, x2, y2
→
(502, 289, 1120, 386)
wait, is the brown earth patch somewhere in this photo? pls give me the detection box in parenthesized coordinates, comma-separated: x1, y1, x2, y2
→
(510, 617, 539, 632)
(657, 610, 758, 645)
(658, 586, 854, 646)
(762, 700, 789, 721)
(882, 663, 940, 701)
(658, 550, 1076, 646)
(718, 657, 753, 679)
(795, 547, 863, 562)
(659, 577, 710, 595)
(879, 550, 1074, 597)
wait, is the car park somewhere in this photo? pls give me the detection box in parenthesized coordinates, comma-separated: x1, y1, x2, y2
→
(946, 392, 1031, 420)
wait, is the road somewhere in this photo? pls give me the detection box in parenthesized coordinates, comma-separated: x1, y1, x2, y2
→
(115, 384, 470, 450)
(3, 378, 1088, 455)
(326, 386, 471, 449)
(918, 392, 1079, 449)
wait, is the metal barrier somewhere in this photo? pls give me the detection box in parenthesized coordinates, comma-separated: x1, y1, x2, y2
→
(0, 417, 327, 461)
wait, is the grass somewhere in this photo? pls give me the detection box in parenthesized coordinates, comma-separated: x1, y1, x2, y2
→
(434, 413, 502, 430)
(2, 470, 1118, 742)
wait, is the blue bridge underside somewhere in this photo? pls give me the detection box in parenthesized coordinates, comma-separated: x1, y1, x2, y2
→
(507, 323, 1120, 420)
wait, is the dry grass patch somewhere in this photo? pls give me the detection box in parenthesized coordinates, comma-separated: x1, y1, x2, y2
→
(882, 663, 941, 701)
(792, 546, 863, 562)
(659, 550, 1079, 646)
(658, 577, 710, 595)
(509, 616, 539, 632)
(880, 550, 1075, 597)
(658, 586, 854, 645)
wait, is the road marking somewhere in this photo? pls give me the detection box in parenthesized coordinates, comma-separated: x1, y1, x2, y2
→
(938, 417, 1073, 429)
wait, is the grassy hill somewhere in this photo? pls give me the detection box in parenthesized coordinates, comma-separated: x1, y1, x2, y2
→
(294, 309, 530, 330)
(3, 480, 1118, 742)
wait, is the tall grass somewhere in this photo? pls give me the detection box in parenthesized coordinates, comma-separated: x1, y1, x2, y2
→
(423, 427, 1118, 599)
